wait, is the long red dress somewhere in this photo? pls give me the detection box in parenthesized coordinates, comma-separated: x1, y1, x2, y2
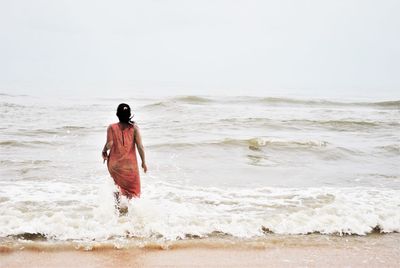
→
(106, 123, 140, 198)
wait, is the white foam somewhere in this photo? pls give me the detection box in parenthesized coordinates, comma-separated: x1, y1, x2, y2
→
(1, 178, 399, 242)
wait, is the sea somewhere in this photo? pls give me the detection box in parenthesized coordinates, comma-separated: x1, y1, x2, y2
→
(0, 92, 399, 250)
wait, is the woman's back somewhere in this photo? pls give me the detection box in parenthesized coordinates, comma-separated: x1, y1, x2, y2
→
(106, 122, 140, 198)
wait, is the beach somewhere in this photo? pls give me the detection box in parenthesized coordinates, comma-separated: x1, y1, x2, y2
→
(1, 1, 400, 266)
(1, 235, 400, 267)
(1, 93, 399, 267)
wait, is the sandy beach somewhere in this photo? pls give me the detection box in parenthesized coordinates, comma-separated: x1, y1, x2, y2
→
(1, 245, 399, 268)
(1, 0, 400, 267)
(1, 95, 400, 268)
(1, 235, 400, 268)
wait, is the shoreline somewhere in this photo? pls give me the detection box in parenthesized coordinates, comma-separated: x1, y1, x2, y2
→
(1, 245, 399, 268)
(1, 234, 399, 267)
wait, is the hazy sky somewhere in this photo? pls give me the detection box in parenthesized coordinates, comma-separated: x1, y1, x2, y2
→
(0, 0, 399, 98)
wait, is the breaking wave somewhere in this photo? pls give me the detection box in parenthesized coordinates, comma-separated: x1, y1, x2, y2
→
(0, 181, 399, 246)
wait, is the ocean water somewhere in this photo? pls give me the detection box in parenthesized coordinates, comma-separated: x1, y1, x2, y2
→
(0, 93, 399, 249)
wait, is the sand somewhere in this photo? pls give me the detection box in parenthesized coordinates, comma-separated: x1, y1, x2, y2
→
(0, 246, 399, 268)
(1, 235, 400, 268)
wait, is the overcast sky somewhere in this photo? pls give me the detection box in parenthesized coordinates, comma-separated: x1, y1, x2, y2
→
(0, 0, 399, 98)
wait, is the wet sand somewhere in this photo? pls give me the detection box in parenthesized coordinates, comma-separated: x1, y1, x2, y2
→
(0, 247, 399, 268)
(1, 235, 399, 268)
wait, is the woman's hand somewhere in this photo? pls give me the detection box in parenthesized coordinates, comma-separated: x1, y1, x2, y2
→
(142, 162, 148, 173)
(102, 150, 108, 163)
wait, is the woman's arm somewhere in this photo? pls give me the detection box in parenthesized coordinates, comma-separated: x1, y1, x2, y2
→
(134, 124, 147, 173)
(102, 125, 114, 163)
(102, 143, 108, 163)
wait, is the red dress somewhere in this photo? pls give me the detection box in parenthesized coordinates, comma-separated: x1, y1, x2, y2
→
(106, 123, 140, 198)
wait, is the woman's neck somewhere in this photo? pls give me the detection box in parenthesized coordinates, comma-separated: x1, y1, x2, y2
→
(118, 122, 131, 129)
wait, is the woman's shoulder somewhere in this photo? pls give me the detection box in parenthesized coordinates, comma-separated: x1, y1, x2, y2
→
(132, 122, 140, 130)
(108, 123, 119, 130)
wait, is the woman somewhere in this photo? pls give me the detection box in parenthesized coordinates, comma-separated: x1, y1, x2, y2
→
(102, 103, 147, 213)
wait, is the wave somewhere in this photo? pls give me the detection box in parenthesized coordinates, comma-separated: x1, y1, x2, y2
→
(249, 97, 400, 108)
(4, 126, 93, 138)
(257, 97, 344, 106)
(1, 95, 399, 110)
(142, 101, 172, 109)
(2, 232, 397, 252)
(308, 119, 378, 127)
(141, 96, 400, 109)
(149, 138, 330, 151)
(0, 93, 31, 98)
(161, 95, 400, 108)
(0, 160, 51, 166)
(0, 140, 56, 147)
(8, 129, 60, 137)
(225, 137, 328, 149)
(0, 102, 28, 109)
(283, 119, 390, 131)
(215, 117, 397, 132)
(141, 96, 213, 109)
(0, 182, 399, 244)
(0, 227, 393, 247)
(373, 100, 400, 108)
(377, 144, 400, 154)
(173, 96, 213, 103)
(60, 125, 88, 130)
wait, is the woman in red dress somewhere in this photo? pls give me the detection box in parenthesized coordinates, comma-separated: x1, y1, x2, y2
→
(102, 103, 147, 212)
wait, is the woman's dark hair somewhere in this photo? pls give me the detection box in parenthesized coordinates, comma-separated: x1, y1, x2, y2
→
(116, 103, 133, 123)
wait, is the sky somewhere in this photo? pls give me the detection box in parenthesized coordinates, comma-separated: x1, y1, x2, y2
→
(0, 0, 399, 98)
